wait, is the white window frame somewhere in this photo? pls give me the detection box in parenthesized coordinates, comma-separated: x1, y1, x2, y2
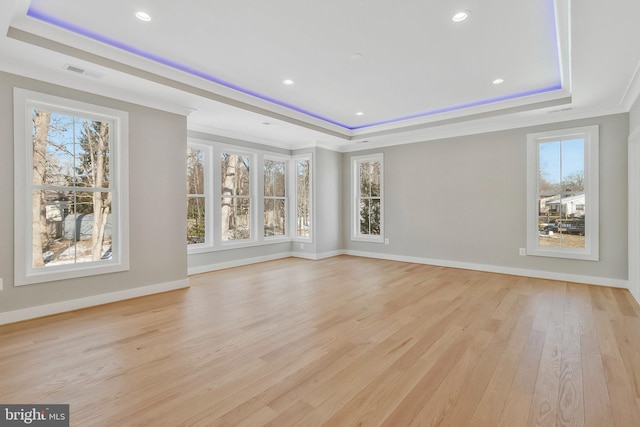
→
(13, 88, 129, 285)
(351, 153, 384, 243)
(187, 143, 213, 249)
(218, 147, 256, 246)
(291, 154, 313, 242)
(186, 139, 317, 253)
(263, 155, 289, 240)
(526, 125, 599, 260)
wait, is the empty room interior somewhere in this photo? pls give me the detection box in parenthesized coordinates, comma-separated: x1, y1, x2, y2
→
(2, 0, 640, 425)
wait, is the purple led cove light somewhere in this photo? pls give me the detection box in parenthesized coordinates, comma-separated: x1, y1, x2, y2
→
(348, 84, 562, 130)
(26, 7, 350, 128)
(27, 3, 562, 131)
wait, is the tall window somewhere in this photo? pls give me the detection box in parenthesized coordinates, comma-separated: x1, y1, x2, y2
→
(264, 159, 286, 237)
(187, 146, 207, 245)
(352, 154, 384, 242)
(295, 158, 311, 239)
(186, 141, 312, 251)
(14, 89, 129, 285)
(527, 125, 599, 260)
(221, 152, 251, 241)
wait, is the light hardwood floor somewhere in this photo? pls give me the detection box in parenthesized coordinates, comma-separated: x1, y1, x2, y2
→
(2, 256, 640, 426)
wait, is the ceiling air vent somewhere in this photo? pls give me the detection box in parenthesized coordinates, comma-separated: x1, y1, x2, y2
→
(64, 64, 104, 79)
(65, 65, 85, 74)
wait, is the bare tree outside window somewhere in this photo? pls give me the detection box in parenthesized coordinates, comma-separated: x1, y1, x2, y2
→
(31, 109, 112, 267)
(187, 147, 206, 244)
(221, 152, 250, 240)
(296, 159, 311, 238)
(358, 160, 381, 236)
(264, 159, 286, 237)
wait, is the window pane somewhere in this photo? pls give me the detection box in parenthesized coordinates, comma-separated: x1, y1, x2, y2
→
(359, 197, 381, 237)
(359, 199, 370, 234)
(237, 155, 250, 196)
(539, 141, 561, 194)
(296, 160, 310, 238)
(273, 161, 285, 197)
(34, 110, 71, 187)
(187, 148, 205, 195)
(264, 199, 274, 236)
(264, 160, 285, 198)
(264, 198, 285, 237)
(562, 138, 584, 192)
(75, 119, 110, 189)
(274, 199, 285, 236)
(359, 162, 371, 196)
(264, 160, 274, 197)
(538, 194, 562, 248)
(222, 153, 250, 197)
(74, 191, 113, 261)
(221, 197, 250, 241)
(369, 198, 381, 235)
(538, 194, 586, 249)
(33, 189, 112, 267)
(370, 161, 381, 197)
(187, 197, 206, 244)
(33, 111, 110, 189)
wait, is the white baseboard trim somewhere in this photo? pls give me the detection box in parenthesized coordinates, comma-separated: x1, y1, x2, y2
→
(345, 250, 629, 289)
(292, 250, 346, 261)
(188, 252, 293, 275)
(0, 279, 190, 326)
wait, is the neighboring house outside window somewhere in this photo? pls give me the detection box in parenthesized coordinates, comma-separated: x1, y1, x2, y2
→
(526, 125, 599, 260)
(14, 88, 129, 285)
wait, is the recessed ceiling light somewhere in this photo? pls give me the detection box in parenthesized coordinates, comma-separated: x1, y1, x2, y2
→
(452, 11, 469, 22)
(493, 78, 504, 85)
(135, 11, 151, 22)
(283, 79, 294, 85)
(349, 53, 364, 60)
(356, 112, 364, 116)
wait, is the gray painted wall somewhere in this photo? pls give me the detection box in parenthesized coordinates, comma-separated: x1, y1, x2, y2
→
(630, 97, 640, 134)
(186, 130, 294, 272)
(344, 114, 629, 282)
(314, 148, 343, 255)
(0, 71, 187, 313)
(629, 98, 640, 300)
(184, 138, 344, 270)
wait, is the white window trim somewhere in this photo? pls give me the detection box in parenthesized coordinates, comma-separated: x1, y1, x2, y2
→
(187, 142, 213, 249)
(13, 88, 129, 285)
(351, 153, 384, 243)
(264, 155, 289, 240)
(291, 154, 313, 242)
(187, 138, 312, 254)
(218, 146, 256, 245)
(526, 125, 599, 260)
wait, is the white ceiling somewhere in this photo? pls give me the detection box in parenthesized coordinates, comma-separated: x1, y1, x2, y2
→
(1, 0, 639, 151)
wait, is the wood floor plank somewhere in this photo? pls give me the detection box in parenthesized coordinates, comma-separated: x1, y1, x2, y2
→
(0, 256, 639, 426)
(527, 283, 567, 427)
(573, 284, 614, 427)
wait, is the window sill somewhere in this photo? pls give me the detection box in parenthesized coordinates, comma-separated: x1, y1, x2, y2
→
(187, 238, 294, 254)
(351, 235, 385, 244)
(16, 260, 129, 286)
(525, 246, 599, 261)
